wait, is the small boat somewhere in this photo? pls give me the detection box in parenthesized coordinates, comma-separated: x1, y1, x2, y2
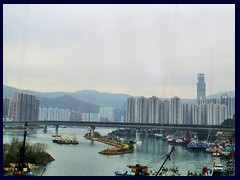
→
(154, 133, 163, 139)
(136, 140, 142, 145)
(52, 134, 79, 145)
(129, 139, 136, 144)
(114, 147, 175, 176)
(114, 164, 149, 176)
(51, 134, 61, 137)
(209, 162, 228, 176)
(174, 138, 183, 144)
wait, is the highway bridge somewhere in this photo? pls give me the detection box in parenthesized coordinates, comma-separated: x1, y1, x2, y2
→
(3, 120, 235, 132)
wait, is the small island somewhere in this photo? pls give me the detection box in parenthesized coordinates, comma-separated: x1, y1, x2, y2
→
(84, 132, 134, 155)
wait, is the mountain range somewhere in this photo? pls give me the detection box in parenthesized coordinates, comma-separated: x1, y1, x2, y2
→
(3, 84, 235, 113)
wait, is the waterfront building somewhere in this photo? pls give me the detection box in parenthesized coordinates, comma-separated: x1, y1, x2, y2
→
(81, 112, 98, 121)
(207, 103, 227, 125)
(158, 100, 165, 124)
(100, 107, 116, 122)
(148, 96, 159, 123)
(89, 113, 100, 122)
(82, 113, 89, 121)
(220, 95, 235, 119)
(39, 107, 48, 121)
(126, 97, 135, 123)
(181, 103, 192, 124)
(137, 96, 148, 123)
(191, 104, 198, 125)
(10, 91, 39, 121)
(162, 100, 170, 124)
(3, 97, 10, 116)
(47, 108, 54, 120)
(170, 96, 182, 124)
(197, 73, 206, 103)
(114, 108, 124, 122)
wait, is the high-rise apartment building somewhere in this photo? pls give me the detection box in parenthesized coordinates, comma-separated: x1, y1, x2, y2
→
(10, 91, 39, 121)
(197, 73, 206, 102)
(148, 96, 159, 123)
(126, 97, 135, 123)
(3, 97, 10, 116)
(158, 100, 170, 124)
(99, 107, 116, 122)
(170, 96, 182, 124)
(181, 103, 192, 124)
(220, 94, 235, 119)
(137, 97, 148, 123)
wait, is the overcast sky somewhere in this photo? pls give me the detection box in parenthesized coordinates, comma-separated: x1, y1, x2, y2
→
(3, 4, 235, 98)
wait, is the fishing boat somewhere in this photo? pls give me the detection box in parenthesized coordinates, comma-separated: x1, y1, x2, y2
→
(208, 162, 228, 176)
(114, 147, 175, 176)
(114, 164, 149, 176)
(154, 133, 163, 139)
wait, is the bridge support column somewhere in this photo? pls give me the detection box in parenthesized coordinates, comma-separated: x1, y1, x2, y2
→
(43, 126, 47, 133)
(90, 126, 95, 137)
(55, 125, 59, 137)
(144, 129, 147, 136)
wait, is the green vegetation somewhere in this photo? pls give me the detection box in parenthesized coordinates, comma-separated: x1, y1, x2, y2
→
(84, 131, 101, 138)
(3, 138, 54, 167)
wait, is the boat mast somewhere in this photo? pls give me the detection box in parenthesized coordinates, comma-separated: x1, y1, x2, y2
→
(17, 121, 28, 172)
(155, 147, 175, 176)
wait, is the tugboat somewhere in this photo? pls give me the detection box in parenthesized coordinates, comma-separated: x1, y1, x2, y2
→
(52, 134, 79, 145)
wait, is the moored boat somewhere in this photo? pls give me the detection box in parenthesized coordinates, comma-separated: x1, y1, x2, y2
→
(114, 164, 149, 176)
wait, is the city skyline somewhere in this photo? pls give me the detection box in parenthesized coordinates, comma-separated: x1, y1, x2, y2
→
(3, 4, 235, 98)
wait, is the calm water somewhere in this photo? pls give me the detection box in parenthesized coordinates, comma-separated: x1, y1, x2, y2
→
(3, 127, 220, 176)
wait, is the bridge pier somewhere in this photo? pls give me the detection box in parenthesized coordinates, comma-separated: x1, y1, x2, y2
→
(55, 125, 59, 137)
(43, 126, 47, 133)
(90, 126, 95, 137)
(143, 129, 147, 136)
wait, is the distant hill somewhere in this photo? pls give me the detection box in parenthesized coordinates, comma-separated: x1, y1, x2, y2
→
(3, 85, 235, 110)
(40, 95, 100, 113)
(3, 85, 129, 109)
(206, 91, 235, 99)
(70, 90, 129, 108)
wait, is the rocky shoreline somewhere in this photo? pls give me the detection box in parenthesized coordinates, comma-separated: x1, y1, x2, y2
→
(85, 135, 133, 155)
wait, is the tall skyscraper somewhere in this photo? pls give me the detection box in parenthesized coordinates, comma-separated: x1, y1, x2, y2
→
(10, 91, 40, 121)
(197, 73, 206, 102)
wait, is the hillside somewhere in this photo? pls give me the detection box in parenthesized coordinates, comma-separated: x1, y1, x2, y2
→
(3, 85, 235, 110)
(40, 95, 100, 113)
(3, 85, 129, 109)
(206, 91, 235, 99)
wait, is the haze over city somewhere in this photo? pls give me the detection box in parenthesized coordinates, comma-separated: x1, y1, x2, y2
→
(3, 4, 235, 98)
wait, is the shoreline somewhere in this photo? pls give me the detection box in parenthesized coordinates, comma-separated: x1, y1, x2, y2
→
(85, 136, 133, 155)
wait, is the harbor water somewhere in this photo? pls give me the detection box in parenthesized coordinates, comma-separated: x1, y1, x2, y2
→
(3, 127, 220, 176)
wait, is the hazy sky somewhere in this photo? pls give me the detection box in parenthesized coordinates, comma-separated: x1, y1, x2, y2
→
(3, 4, 235, 98)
